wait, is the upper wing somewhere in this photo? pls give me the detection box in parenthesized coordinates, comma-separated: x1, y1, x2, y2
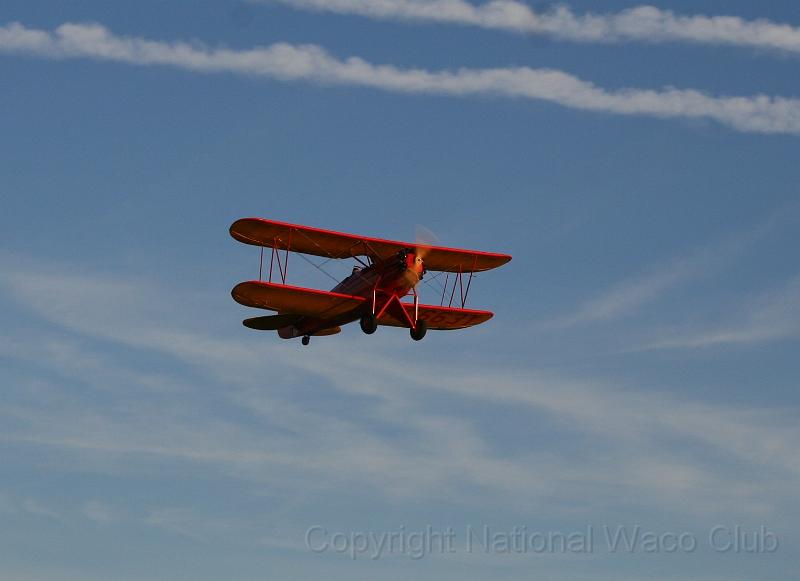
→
(230, 217, 511, 273)
(378, 303, 494, 330)
(232, 281, 365, 318)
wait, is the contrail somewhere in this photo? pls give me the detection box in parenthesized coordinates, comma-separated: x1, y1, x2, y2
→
(258, 0, 800, 54)
(3, 21, 800, 135)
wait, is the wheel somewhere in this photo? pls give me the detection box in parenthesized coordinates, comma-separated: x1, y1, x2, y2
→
(360, 313, 378, 334)
(301, 335, 310, 346)
(410, 319, 427, 341)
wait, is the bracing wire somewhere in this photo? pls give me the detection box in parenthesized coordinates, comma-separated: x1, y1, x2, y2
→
(296, 252, 341, 284)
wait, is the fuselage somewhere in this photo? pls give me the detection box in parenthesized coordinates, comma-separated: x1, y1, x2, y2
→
(278, 250, 424, 337)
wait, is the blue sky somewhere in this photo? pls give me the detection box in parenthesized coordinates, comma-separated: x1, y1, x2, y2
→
(1, 1, 799, 579)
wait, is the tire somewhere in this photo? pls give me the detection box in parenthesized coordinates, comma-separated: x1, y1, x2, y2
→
(410, 319, 427, 341)
(360, 313, 378, 335)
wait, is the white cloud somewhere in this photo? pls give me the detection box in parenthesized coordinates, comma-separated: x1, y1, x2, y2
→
(541, 213, 782, 329)
(17, 498, 62, 520)
(2, 21, 800, 135)
(142, 508, 232, 540)
(543, 252, 704, 330)
(82, 500, 116, 523)
(2, 258, 799, 518)
(260, 1, 800, 54)
(0, 492, 65, 521)
(640, 274, 800, 350)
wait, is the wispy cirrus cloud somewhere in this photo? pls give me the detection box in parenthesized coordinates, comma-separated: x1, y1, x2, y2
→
(2, 257, 799, 517)
(2, 21, 800, 135)
(258, 0, 800, 54)
(81, 500, 116, 524)
(0, 492, 63, 521)
(540, 211, 790, 330)
(640, 274, 800, 351)
(541, 250, 707, 330)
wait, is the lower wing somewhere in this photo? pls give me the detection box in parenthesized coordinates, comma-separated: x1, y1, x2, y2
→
(378, 303, 493, 330)
(232, 281, 365, 319)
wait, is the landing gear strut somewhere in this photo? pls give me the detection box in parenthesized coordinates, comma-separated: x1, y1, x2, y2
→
(410, 319, 427, 341)
(301, 335, 310, 346)
(360, 313, 378, 334)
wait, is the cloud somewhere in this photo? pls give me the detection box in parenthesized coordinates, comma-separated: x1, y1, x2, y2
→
(2, 258, 799, 518)
(543, 251, 706, 330)
(640, 274, 800, 350)
(541, 212, 784, 330)
(19, 498, 62, 520)
(81, 500, 116, 523)
(0, 493, 63, 520)
(2, 21, 800, 135)
(259, 1, 800, 54)
(142, 508, 228, 540)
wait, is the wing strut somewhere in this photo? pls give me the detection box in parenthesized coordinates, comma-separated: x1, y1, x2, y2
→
(256, 235, 293, 284)
(439, 255, 477, 308)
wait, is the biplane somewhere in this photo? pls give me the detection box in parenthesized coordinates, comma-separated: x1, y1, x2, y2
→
(230, 218, 511, 345)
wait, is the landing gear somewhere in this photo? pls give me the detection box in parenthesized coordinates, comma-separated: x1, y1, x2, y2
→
(360, 313, 378, 334)
(410, 319, 427, 341)
(301, 335, 310, 346)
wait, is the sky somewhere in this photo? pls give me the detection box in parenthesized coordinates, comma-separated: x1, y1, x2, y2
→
(1, 1, 799, 579)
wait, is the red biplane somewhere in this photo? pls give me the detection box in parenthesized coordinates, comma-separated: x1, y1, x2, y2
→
(230, 218, 511, 345)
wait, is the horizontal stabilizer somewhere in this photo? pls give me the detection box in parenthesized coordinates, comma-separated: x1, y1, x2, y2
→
(243, 314, 303, 330)
(313, 326, 341, 336)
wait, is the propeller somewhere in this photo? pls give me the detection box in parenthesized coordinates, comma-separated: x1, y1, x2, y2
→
(413, 224, 439, 261)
